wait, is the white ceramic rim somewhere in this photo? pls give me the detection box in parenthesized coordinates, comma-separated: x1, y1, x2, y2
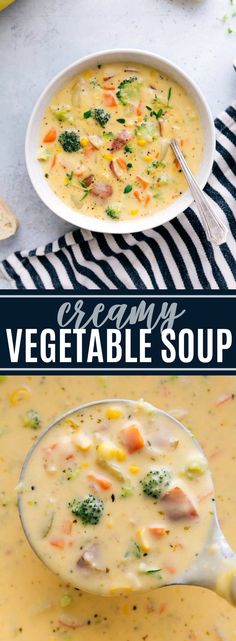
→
(25, 48, 215, 235)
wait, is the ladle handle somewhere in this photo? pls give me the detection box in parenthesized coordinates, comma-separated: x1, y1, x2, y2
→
(170, 139, 228, 246)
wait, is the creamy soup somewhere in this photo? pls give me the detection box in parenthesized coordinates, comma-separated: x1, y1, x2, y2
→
(19, 400, 213, 595)
(1, 375, 236, 641)
(38, 63, 204, 221)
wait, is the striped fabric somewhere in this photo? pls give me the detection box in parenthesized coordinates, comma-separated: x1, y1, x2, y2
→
(1, 103, 236, 289)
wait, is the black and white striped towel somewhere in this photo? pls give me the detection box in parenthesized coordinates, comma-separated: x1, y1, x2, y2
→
(2, 103, 236, 289)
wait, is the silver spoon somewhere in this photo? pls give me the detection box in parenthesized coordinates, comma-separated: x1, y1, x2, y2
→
(170, 138, 228, 246)
(18, 399, 236, 604)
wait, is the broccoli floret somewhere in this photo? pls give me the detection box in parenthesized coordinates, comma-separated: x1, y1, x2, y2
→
(58, 130, 81, 152)
(23, 409, 41, 430)
(141, 469, 171, 499)
(84, 108, 110, 128)
(93, 108, 110, 128)
(116, 77, 142, 106)
(69, 494, 104, 525)
(106, 206, 120, 220)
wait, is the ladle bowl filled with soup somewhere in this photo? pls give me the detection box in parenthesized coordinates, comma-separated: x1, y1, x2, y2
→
(25, 50, 215, 234)
(18, 399, 214, 596)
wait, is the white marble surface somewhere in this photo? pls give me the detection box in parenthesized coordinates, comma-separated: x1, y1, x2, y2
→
(0, 0, 235, 287)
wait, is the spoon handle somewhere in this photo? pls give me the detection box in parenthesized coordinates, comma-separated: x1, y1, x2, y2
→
(170, 139, 228, 246)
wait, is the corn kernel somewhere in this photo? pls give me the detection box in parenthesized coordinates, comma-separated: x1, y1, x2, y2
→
(137, 528, 150, 552)
(130, 209, 138, 216)
(144, 155, 152, 162)
(80, 461, 89, 468)
(137, 139, 147, 147)
(116, 449, 126, 461)
(129, 465, 139, 474)
(97, 442, 126, 462)
(110, 586, 132, 595)
(74, 433, 92, 451)
(80, 137, 89, 147)
(56, 146, 61, 153)
(9, 386, 31, 405)
(107, 520, 114, 528)
(137, 116, 143, 122)
(103, 152, 112, 161)
(64, 418, 80, 430)
(106, 406, 124, 420)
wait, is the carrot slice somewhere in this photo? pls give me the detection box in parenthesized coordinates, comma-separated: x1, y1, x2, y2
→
(121, 424, 145, 454)
(136, 176, 149, 190)
(83, 145, 96, 157)
(51, 154, 57, 169)
(62, 520, 73, 535)
(136, 100, 143, 116)
(144, 193, 151, 207)
(103, 85, 115, 91)
(50, 538, 65, 548)
(149, 526, 167, 539)
(103, 91, 118, 107)
(133, 189, 142, 203)
(88, 472, 112, 490)
(43, 128, 57, 143)
(117, 158, 127, 170)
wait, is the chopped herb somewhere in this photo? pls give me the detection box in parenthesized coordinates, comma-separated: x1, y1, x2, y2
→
(124, 144, 132, 153)
(167, 87, 172, 104)
(151, 161, 166, 169)
(103, 131, 114, 139)
(125, 541, 142, 560)
(66, 171, 74, 182)
(80, 190, 90, 200)
(117, 118, 126, 123)
(124, 185, 132, 193)
(145, 569, 162, 578)
(145, 106, 163, 120)
(83, 110, 92, 119)
(127, 162, 133, 169)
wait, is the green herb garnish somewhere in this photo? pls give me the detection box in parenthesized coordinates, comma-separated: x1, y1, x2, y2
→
(117, 118, 126, 124)
(124, 185, 132, 193)
(167, 87, 172, 105)
(124, 145, 132, 153)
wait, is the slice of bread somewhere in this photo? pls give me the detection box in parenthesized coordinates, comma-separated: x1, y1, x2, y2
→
(0, 198, 19, 240)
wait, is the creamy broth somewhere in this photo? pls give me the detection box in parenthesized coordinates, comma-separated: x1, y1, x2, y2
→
(1, 376, 236, 640)
(20, 401, 213, 595)
(38, 63, 204, 221)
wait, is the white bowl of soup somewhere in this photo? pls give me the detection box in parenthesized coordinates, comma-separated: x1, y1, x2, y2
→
(25, 50, 215, 234)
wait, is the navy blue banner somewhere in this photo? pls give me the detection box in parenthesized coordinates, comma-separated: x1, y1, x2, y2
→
(0, 292, 236, 374)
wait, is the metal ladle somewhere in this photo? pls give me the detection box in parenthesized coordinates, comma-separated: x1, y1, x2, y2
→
(18, 399, 236, 604)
